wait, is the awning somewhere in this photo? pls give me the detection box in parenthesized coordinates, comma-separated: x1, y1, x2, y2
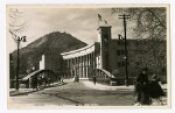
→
(22, 70, 42, 81)
(61, 44, 96, 60)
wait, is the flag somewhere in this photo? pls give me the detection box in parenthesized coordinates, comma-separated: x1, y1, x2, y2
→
(98, 14, 102, 21)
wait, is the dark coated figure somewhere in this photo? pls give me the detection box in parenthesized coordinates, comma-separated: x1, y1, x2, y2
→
(93, 76, 97, 85)
(135, 68, 151, 105)
(149, 74, 165, 104)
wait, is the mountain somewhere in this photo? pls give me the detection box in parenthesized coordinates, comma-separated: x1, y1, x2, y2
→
(10, 31, 87, 79)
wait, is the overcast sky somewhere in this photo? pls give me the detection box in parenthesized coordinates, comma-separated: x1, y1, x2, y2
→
(7, 6, 136, 53)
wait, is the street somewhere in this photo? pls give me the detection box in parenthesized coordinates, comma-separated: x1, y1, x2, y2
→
(8, 80, 167, 108)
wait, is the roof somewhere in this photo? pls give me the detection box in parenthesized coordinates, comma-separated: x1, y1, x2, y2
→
(22, 70, 43, 80)
(61, 43, 96, 60)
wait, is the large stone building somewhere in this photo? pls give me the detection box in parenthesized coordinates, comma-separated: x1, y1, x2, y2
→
(60, 24, 166, 85)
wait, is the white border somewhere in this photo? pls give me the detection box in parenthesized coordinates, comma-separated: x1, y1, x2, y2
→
(1, 0, 175, 113)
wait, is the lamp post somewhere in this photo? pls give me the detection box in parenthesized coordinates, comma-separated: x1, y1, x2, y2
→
(9, 30, 26, 91)
(118, 14, 130, 86)
(118, 34, 128, 86)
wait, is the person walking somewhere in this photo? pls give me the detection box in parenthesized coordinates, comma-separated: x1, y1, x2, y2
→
(32, 76, 38, 91)
(149, 74, 165, 105)
(93, 75, 97, 85)
(60, 75, 64, 84)
(135, 68, 151, 105)
(74, 74, 79, 83)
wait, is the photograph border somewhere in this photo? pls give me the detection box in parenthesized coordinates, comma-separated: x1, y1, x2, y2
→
(0, 0, 172, 110)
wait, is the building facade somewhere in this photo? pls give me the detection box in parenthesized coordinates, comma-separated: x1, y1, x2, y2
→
(61, 24, 166, 85)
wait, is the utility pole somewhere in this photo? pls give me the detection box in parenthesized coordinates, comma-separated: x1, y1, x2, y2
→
(16, 39, 20, 90)
(119, 14, 130, 86)
(9, 30, 26, 91)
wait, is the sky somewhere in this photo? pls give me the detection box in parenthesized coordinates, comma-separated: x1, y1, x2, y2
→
(7, 6, 136, 53)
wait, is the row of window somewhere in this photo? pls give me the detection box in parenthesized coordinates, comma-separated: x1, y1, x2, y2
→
(116, 49, 147, 56)
(117, 41, 125, 45)
(116, 50, 125, 56)
(117, 41, 145, 46)
(117, 61, 129, 67)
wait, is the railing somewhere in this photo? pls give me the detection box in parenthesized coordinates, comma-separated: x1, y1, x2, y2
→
(89, 69, 138, 85)
(20, 69, 60, 88)
(89, 68, 117, 85)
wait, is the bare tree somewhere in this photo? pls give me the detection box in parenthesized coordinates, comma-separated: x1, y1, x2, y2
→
(8, 8, 27, 90)
(112, 8, 167, 74)
(8, 8, 26, 34)
(112, 8, 166, 40)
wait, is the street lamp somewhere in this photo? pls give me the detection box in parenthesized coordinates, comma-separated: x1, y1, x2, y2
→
(9, 30, 27, 91)
(118, 33, 128, 86)
(118, 14, 130, 86)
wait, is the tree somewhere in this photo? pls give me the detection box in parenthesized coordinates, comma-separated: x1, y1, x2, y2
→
(8, 8, 26, 34)
(112, 8, 166, 40)
(8, 8, 27, 89)
(112, 8, 167, 75)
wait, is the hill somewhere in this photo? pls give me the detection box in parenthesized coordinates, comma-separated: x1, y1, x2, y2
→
(10, 31, 87, 79)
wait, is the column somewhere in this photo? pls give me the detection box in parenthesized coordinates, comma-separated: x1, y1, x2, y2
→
(67, 59, 69, 78)
(80, 56, 83, 78)
(86, 55, 89, 78)
(72, 58, 74, 77)
(85, 55, 88, 78)
(64, 60, 66, 78)
(76, 57, 78, 77)
(73, 58, 75, 77)
(69, 59, 72, 78)
(84, 55, 86, 78)
(75, 57, 77, 77)
(67, 59, 70, 78)
(89, 53, 92, 77)
(92, 53, 94, 69)
(77, 57, 80, 77)
(88, 54, 91, 77)
(82, 56, 85, 78)
(71, 59, 73, 78)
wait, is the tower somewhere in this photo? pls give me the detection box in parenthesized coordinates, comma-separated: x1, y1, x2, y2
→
(97, 25, 112, 72)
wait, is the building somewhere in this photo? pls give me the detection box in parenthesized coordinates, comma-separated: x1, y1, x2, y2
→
(61, 24, 166, 85)
(10, 22, 166, 87)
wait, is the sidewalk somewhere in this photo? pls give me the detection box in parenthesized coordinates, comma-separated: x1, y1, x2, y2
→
(9, 80, 167, 96)
(10, 81, 64, 96)
(82, 81, 167, 92)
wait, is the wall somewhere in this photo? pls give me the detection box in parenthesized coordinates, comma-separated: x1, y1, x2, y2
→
(108, 39, 166, 84)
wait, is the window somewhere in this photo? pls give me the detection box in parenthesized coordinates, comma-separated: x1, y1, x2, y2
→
(116, 50, 125, 56)
(136, 62, 140, 66)
(121, 50, 125, 55)
(118, 62, 121, 67)
(103, 34, 108, 39)
(117, 41, 121, 45)
(117, 40, 125, 46)
(117, 50, 121, 55)
(118, 61, 126, 67)
(160, 56, 165, 60)
(121, 61, 125, 66)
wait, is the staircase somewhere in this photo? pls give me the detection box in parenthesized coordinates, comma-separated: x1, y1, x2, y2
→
(89, 68, 117, 86)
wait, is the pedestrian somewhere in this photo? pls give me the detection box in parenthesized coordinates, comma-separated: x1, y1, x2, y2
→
(74, 74, 79, 82)
(134, 67, 151, 105)
(60, 76, 64, 84)
(32, 76, 38, 91)
(37, 77, 42, 90)
(93, 75, 97, 85)
(47, 77, 51, 86)
(149, 74, 165, 105)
